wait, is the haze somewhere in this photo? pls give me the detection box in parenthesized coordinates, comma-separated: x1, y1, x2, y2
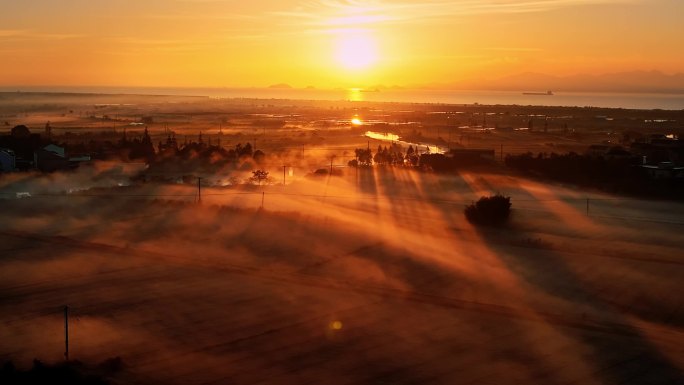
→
(1, 0, 683, 89)
(1, 1, 684, 384)
(1, 93, 684, 384)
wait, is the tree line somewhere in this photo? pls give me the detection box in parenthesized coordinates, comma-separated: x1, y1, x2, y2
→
(505, 152, 684, 199)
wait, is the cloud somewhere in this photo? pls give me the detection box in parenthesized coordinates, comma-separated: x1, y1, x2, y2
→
(483, 47, 544, 52)
(0, 29, 26, 38)
(145, 13, 259, 21)
(277, 0, 640, 27)
(0, 29, 82, 41)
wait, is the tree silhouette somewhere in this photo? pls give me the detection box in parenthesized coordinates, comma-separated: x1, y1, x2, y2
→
(251, 169, 269, 185)
(354, 148, 373, 166)
(464, 194, 512, 226)
(252, 150, 265, 164)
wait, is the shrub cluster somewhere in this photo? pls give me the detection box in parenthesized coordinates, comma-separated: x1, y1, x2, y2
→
(464, 194, 511, 225)
(1, 358, 122, 385)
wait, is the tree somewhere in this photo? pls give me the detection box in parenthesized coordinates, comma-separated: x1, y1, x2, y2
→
(464, 194, 512, 226)
(354, 148, 373, 166)
(11, 125, 30, 138)
(251, 169, 269, 185)
(252, 149, 266, 164)
(129, 127, 156, 161)
(241, 142, 253, 157)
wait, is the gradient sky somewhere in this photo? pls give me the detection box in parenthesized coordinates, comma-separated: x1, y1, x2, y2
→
(0, 0, 682, 88)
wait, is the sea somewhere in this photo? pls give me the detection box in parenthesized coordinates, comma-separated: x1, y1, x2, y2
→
(3, 86, 683, 111)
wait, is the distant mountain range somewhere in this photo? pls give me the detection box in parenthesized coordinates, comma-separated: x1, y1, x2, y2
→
(268, 83, 293, 89)
(452, 71, 684, 94)
(267, 71, 684, 94)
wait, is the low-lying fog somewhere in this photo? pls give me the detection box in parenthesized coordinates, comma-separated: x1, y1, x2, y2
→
(1, 159, 683, 384)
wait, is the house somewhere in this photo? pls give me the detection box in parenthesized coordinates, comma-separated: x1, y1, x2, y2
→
(642, 162, 684, 179)
(35, 144, 69, 172)
(631, 138, 684, 164)
(43, 144, 66, 157)
(1, 125, 91, 172)
(0, 148, 16, 172)
(0, 125, 42, 170)
(68, 154, 92, 169)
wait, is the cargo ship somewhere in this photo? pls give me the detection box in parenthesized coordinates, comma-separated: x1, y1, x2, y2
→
(522, 90, 554, 96)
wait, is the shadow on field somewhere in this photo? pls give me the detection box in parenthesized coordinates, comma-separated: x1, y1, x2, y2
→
(473, 224, 684, 385)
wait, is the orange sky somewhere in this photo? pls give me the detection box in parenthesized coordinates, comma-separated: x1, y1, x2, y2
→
(0, 0, 682, 88)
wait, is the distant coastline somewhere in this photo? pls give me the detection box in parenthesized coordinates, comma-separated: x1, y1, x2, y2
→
(1, 86, 683, 110)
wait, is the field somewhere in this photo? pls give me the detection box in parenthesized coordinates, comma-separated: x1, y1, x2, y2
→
(1, 93, 683, 384)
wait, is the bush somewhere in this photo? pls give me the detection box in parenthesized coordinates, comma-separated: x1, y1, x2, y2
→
(1, 359, 116, 385)
(464, 194, 511, 225)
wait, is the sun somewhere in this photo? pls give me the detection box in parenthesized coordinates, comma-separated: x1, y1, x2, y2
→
(335, 31, 378, 71)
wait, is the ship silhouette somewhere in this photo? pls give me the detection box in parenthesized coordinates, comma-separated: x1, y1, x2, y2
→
(522, 90, 554, 95)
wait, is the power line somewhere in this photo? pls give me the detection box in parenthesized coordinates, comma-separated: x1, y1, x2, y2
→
(64, 305, 69, 361)
(2, 185, 683, 225)
(0, 190, 676, 204)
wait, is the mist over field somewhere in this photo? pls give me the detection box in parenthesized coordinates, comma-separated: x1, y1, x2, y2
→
(0, 94, 684, 384)
(2, 154, 684, 384)
(3, 0, 684, 382)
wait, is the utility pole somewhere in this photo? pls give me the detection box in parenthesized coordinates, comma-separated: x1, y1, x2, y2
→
(330, 155, 335, 175)
(282, 165, 287, 185)
(500, 144, 503, 162)
(64, 305, 69, 361)
(448, 128, 452, 151)
(197, 177, 202, 203)
(586, 198, 590, 216)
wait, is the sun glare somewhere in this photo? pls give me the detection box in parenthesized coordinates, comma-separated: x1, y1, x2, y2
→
(335, 31, 378, 70)
(351, 117, 363, 125)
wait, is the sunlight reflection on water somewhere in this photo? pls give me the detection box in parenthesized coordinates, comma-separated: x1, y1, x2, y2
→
(364, 131, 446, 154)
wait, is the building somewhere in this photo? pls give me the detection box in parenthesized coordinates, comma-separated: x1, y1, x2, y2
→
(35, 144, 69, 172)
(0, 148, 16, 172)
(0, 125, 42, 170)
(420, 148, 495, 171)
(642, 162, 684, 179)
(631, 138, 684, 165)
(43, 144, 66, 157)
(447, 148, 495, 161)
